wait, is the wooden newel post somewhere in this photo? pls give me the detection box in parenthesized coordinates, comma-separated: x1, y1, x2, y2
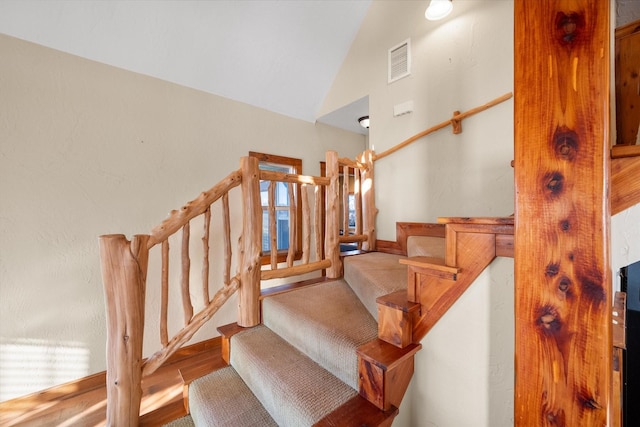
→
(325, 150, 342, 278)
(360, 149, 377, 251)
(99, 233, 150, 427)
(238, 156, 262, 327)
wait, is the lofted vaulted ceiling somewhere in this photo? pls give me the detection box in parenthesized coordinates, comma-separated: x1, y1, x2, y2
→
(0, 0, 371, 131)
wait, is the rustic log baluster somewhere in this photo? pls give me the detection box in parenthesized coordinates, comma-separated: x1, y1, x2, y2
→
(301, 184, 310, 264)
(314, 185, 323, 263)
(181, 222, 193, 324)
(222, 193, 231, 286)
(238, 156, 262, 327)
(354, 168, 362, 250)
(360, 149, 377, 251)
(99, 233, 150, 427)
(269, 181, 277, 269)
(342, 164, 349, 235)
(202, 207, 211, 304)
(160, 240, 169, 347)
(286, 182, 296, 267)
(325, 150, 341, 278)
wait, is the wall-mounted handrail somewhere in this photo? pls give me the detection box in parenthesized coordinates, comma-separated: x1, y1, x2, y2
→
(373, 92, 513, 162)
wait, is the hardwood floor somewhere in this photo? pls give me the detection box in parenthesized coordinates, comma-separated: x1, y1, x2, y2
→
(0, 338, 224, 427)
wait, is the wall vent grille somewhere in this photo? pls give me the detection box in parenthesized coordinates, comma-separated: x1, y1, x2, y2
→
(388, 39, 411, 83)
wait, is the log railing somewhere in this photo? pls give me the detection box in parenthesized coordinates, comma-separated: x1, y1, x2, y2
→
(99, 150, 374, 425)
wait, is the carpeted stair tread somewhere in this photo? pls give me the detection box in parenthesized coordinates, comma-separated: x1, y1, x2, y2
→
(344, 252, 408, 321)
(262, 279, 378, 389)
(189, 365, 277, 427)
(231, 324, 357, 426)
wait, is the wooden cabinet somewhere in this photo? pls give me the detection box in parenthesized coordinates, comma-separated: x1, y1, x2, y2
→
(615, 20, 640, 146)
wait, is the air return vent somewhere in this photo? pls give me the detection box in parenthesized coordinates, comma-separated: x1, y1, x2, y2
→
(388, 39, 411, 83)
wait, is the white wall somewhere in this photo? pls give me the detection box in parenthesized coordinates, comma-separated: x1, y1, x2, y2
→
(0, 33, 365, 401)
(320, 1, 515, 426)
(612, 204, 640, 291)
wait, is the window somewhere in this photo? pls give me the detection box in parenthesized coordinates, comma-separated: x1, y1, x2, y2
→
(249, 152, 302, 264)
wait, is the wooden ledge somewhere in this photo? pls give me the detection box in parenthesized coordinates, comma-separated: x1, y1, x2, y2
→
(377, 290, 420, 313)
(314, 395, 398, 427)
(612, 144, 640, 159)
(357, 340, 421, 371)
(399, 256, 460, 273)
(437, 216, 514, 226)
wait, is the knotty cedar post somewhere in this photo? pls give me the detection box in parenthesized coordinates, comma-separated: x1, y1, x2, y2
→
(325, 150, 342, 278)
(514, 1, 611, 425)
(238, 156, 262, 326)
(99, 234, 150, 427)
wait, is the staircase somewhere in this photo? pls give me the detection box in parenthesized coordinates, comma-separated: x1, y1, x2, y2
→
(178, 217, 513, 426)
(98, 147, 515, 425)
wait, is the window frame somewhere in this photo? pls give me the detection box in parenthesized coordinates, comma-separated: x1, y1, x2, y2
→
(249, 151, 303, 265)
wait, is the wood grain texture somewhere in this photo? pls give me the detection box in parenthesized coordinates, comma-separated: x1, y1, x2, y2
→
(359, 150, 377, 251)
(325, 150, 342, 278)
(99, 234, 150, 427)
(357, 340, 421, 411)
(611, 155, 640, 214)
(313, 395, 397, 427)
(238, 156, 263, 326)
(514, 1, 611, 425)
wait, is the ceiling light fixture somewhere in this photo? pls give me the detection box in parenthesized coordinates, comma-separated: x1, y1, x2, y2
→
(358, 116, 370, 129)
(425, 0, 453, 21)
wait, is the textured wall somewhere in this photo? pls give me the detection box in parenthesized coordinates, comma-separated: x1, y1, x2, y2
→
(616, 0, 640, 27)
(0, 33, 365, 401)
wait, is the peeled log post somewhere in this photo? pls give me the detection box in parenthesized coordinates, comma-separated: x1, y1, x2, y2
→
(181, 222, 193, 324)
(99, 234, 150, 427)
(222, 193, 231, 286)
(314, 185, 323, 263)
(202, 207, 211, 304)
(268, 182, 277, 269)
(360, 150, 377, 251)
(354, 168, 362, 250)
(238, 156, 262, 327)
(301, 184, 310, 264)
(325, 150, 342, 278)
(286, 182, 296, 267)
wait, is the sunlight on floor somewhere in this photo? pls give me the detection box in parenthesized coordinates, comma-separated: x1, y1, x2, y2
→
(0, 338, 89, 401)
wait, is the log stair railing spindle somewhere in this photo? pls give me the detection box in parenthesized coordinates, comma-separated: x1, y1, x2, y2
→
(161, 240, 169, 347)
(202, 207, 211, 304)
(181, 222, 193, 324)
(286, 182, 296, 267)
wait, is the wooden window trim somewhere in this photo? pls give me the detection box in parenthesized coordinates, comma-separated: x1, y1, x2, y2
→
(249, 151, 303, 265)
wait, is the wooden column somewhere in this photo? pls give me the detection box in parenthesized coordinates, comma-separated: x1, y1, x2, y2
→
(238, 156, 262, 327)
(99, 233, 150, 427)
(514, 1, 611, 425)
(325, 150, 342, 278)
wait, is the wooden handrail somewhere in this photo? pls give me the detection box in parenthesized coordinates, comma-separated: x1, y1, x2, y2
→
(373, 92, 513, 161)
